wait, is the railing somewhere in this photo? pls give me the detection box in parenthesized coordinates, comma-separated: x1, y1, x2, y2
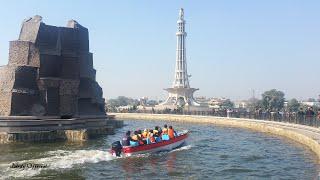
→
(109, 109, 320, 128)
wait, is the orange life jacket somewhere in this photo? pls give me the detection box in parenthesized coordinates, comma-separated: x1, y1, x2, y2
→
(142, 131, 149, 138)
(147, 133, 155, 143)
(168, 129, 175, 139)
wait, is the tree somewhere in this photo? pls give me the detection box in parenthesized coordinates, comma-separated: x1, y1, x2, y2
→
(247, 98, 263, 111)
(287, 98, 300, 112)
(106, 96, 139, 108)
(220, 99, 234, 109)
(107, 99, 121, 107)
(117, 96, 131, 106)
(261, 89, 285, 111)
(147, 100, 159, 106)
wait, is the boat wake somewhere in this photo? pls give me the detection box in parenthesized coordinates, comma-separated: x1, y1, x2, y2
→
(170, 144, 192, 152)
(0, 145, 192, 179)
(0, 149, 116, 179)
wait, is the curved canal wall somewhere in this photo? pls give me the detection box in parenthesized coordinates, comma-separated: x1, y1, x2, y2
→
(112, 113, 320, 161)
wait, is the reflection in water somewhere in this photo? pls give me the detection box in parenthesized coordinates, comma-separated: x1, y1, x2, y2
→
(120, 150, 179, 179)
(166, 152, 176, 173)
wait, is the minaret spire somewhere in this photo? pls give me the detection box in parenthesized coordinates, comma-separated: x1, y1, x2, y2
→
(158, 8, 201, 108)
(173, 7, 189, 88)
(179, 8, 184, 19)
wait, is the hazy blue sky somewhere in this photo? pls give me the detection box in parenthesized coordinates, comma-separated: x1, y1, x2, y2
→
(0, 1, 319, 101)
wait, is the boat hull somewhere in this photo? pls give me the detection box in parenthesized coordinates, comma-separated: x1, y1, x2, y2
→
(112, 131, 188, 157)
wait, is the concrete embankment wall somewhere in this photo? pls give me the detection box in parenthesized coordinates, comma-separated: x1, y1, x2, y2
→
(0, 116, 124, 143)
(112, 113, 320, 161)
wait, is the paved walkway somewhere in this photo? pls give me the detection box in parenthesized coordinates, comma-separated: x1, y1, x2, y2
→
(234, 118, 320, 144)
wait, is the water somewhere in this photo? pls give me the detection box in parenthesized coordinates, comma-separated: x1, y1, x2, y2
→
(0, 120, 319, 179)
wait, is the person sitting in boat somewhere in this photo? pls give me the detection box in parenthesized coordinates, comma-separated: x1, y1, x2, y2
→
(137, 129, 142, 138)
(158, 126, 162, 135)
(137, 129, 147, 145)
(142, 129, 149, 138)
(153, 127, 162, 142)
(162, 124, 168, 134)
(153, 126, 159, 137)
(168, 126, 176, 139)
(146, 130, 156, 144)
(121, 131, 131, 146)
(150, 129, 156, 141)
(130, 131, 140, 147)
(161, 124, 170, 141)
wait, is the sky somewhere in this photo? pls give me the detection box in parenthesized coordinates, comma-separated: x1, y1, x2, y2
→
(0, 0, 319, 101)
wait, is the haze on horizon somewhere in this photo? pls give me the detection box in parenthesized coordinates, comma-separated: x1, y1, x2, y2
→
(0, 1, 319, 101)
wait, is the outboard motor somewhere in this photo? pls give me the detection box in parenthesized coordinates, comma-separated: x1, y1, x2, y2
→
(111, 141, 122, 157)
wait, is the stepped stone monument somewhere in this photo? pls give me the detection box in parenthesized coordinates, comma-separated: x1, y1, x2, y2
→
(0, 16, 122, 143)
(0, 15, 105, 117)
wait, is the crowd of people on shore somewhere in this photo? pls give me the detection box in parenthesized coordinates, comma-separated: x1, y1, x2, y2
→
(121, 124, 177, 147)
(243, 107, 320, 125)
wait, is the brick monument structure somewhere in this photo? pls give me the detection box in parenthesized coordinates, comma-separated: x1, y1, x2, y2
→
(0, 15, 105, 117)
(0, 16, 123, 143)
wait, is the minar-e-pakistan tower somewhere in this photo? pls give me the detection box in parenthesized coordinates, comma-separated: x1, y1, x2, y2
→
(160, 8, 201, 108)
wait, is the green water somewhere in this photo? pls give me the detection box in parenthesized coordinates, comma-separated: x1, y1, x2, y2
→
(0, 120, 319, 179)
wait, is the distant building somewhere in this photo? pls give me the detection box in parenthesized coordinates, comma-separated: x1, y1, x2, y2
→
(301, 101, 320, 107)
(234, 100, 248, 109)
(195, 96, 208, 103)
(208, 97, 228, 109)
(139, 97, 148, 106)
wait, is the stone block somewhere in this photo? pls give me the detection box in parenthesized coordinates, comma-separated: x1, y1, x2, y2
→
(78, 28, 89, 52)
(79, 53, 94, 79)
(92, 81, 103, 101)
(36, 24, 61, 55)
(8, 41, 29, 65)
(45, 87, 60, 115)
(88, 53, 93, 67)
(78, 79, 103, 99)
(0, 66, 15, 92)
(78, 78, 92, 98)
(92, 69, 96, 80)
(78, 98, 104, 115)
(59, 80, 79, 95)
(60, 95, 78, 116)
(19, 15, 42, 43)
(77, 78, 105, 115)
(28, 42, 40, 67)
(0, 92, 12, 116)
(37, 78, 60, 91)
(8, 41, 40, 67)
(0, 66, 43, 116)
(61, 57, 79, 79)
(66, 20, 89, 52)
(13, 66, 38, 90)
(39, 54, 62, 78)
(60, 28, 79, 56)
(10, 92, 41, 116)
